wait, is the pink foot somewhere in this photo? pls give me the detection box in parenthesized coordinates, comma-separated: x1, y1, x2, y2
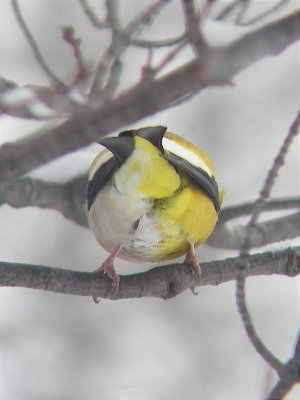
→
(184, 243, 201, 295)
(92, 245, 122, 303)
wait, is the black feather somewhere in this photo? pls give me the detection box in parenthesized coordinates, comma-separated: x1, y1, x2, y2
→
(86, 156, 120, 210)
(134, 126, 166, 152)
(164, 152, 220, 212)
(100, 135, 134, 163)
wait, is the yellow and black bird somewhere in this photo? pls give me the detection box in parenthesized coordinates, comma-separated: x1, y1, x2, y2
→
(86, 126, 223, 293)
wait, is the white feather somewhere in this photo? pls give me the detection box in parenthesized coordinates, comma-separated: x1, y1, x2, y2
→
(88, 149, 114, 180)
(162, 137, 213, 177)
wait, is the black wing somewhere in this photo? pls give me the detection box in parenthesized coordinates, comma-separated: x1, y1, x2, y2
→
(87, 133, 135, 210)
(134, 126, 166, 152)
(86, 156, 120, 210)
(164, 152, 220, 212)
(100, 135, 134, 163)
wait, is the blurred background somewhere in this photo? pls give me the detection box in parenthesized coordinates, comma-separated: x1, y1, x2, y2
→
(0, 1, 299, 399)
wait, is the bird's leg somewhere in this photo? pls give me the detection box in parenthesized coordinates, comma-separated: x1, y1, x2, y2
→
(184, 243, 201, 295)
(184, 243, 201, 279)
(92, 244, 122, 303)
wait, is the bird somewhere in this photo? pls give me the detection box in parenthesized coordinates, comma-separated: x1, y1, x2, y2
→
(86, 126, 223, 300)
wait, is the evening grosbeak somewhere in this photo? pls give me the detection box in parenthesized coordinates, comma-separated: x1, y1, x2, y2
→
(86, 126, 223, 298)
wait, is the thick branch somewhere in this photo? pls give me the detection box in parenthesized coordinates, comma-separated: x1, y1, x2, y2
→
(217, 198, 300, 223)
(0, 247, 299, 300)
(0, 11, 299, 180)
(207, 207, 300, 250)
(1, 177, 298, 248)
(207, 198, 300, 248)
(0, 175, 87, 227)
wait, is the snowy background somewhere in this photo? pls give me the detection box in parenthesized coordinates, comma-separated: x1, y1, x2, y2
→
(0, 1, 299, 399)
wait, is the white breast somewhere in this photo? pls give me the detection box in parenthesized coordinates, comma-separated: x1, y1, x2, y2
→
(121, 214, 162, 261)
(88, 183, 161, 261)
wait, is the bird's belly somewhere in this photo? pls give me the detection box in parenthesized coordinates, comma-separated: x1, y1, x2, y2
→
(88, 180, 218, 263)
(88, 184, 162, 262)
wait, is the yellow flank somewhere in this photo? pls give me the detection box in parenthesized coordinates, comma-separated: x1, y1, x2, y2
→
(153, 173, 218, 260)
(114, 136, 181, 199)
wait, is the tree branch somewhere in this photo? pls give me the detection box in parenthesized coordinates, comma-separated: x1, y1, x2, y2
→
(0, 175, 87, 227)
(130, 33, 186, 48)
(238, 0, 291, 26)
(0, 10, 299, 180)
(0, 247, 299, 300)
(266, 330, 300, 400)
(62, 26, 89, 84)
(1, 175, 298, 248)
(89, 0, 172, 95)
(78, 0, 110, 29)
(217, 198, 300, 223)
(181, 0, 207, 57)
(11, 0, 66, 88)
(235, 110, 300, 378)
(0, 77, 61, 119)
(207, 198, 300, 249)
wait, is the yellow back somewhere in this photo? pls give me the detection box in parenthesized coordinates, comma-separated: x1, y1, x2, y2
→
(114, 136, 181, 199)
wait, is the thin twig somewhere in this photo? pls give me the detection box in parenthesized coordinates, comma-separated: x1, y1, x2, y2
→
(100, 58, 123, 100)
(62, 26, 88, 84)
(89, 0, 172, 95)
(239, 0, 291, 26)
(130, 34, 186, 48)
(236, 110, 300, 376)
(235, 0, 251, 24)
(200, 0, 216, 20)
(241, 111, 300, 257)
(96, 0, 122, 100)
(105, 0, 120, 34)
(0, 80, 58, 119)
(215, 0, 245, 21)
(78, 0, 110, 28)
(87, 0, 122, 95)
(266, 329, 300, 399)
(11, 0, 66, 88)
(216, 0, 291, 26)
(143, 39, 188, 81)
(181, 0, 208, 57)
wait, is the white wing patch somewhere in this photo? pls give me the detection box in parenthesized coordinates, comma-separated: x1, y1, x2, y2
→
(89, 149, 114, 180)
(162, 137, 213, 177)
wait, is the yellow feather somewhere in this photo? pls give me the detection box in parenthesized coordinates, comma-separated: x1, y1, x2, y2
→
(114, 136, 181, 199)
(152, 173, 218, 260)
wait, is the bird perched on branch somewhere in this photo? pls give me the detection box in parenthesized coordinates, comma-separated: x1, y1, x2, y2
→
(86, 126, 223, 299)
